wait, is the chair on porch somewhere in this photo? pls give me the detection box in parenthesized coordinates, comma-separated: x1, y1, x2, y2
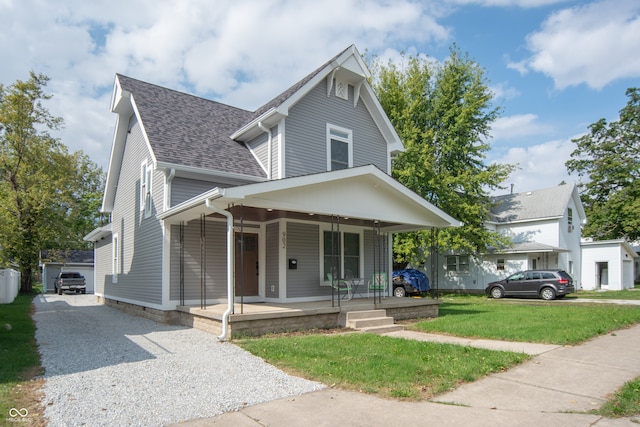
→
(367, 272, 388, 298)
(327, 273, 353, 301)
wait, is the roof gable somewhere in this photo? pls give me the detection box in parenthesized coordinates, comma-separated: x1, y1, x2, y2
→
(230, 45, 404, 153)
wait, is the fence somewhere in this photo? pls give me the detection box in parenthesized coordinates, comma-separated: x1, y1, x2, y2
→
(0, 269, 21, 304)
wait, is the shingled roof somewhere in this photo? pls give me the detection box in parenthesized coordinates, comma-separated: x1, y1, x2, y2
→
(491, 184, 576, 223)
(249, 45, 352, 121)
(116, 74, 266, 178)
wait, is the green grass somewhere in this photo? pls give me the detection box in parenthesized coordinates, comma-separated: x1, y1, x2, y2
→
(0, 290, 43, 426)
(238, 333, 528, 400)
(593, 377, 640, 418)
(571, 289, 640, 300)
(411, 296, 640, 345)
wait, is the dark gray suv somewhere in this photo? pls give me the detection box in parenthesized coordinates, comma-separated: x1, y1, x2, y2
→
(485, 270, 575, 301)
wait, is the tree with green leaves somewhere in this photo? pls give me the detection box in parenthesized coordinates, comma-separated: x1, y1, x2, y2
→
(369, 47, 514, 266)
(0, 72, 104, 293)
(566, 87, 640, 241)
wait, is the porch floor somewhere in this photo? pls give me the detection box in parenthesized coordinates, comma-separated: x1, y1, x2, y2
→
(175, 296, 441, 338)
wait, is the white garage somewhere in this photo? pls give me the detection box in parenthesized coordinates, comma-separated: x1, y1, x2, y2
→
(580, 239, 637, 291)
(40, 250, 95, 293)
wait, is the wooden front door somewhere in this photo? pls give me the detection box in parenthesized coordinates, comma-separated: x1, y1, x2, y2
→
(235, 233, 259, 296)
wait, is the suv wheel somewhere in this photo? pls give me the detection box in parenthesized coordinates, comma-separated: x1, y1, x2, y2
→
(540, 287, 556, 301)
(490, 287, 504, 299)
(393, 286, 406, 298)
(58, 287, 62, 295)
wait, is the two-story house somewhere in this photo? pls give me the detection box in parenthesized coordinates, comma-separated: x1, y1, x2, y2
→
(435, 184, 586, 292)
(84, 45, 460, 338)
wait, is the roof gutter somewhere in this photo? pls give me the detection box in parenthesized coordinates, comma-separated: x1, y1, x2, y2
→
(258, 121, 272, 179)
(205, 194, 234, 341)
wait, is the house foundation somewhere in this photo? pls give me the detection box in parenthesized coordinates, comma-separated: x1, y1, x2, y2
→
(97, 295, 440, 339)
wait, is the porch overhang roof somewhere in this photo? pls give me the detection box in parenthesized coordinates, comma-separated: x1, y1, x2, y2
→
(492, 241, 570, 254)
(158, 165, 461, 232)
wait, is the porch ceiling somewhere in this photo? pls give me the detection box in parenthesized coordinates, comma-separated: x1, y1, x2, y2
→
(160, 165, 461, 232)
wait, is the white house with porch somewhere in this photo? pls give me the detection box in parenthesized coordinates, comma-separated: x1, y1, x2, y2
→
(434, 184, 586, 292)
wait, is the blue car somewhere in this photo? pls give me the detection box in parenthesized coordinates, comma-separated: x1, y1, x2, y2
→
(392, 269, 430, 297)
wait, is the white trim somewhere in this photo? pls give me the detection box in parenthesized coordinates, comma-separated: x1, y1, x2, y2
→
(112, 233, 119, 283)
(161, 221, 171, 308)
(326, 123, 353, 171)
(140, 159, 153, 218)
(318, 223, 364, 285)
(278, 121, 285, 179)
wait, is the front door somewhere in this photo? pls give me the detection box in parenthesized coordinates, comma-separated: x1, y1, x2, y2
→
(235, 233, 259, 296)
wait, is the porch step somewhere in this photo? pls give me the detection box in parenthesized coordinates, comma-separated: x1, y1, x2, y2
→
(344, 310, 403, 334)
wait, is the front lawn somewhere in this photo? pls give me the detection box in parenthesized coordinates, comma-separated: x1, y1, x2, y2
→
(238, 332, 528, 400)
(239, 294, 640, 405)
(411, 295, 640, 345)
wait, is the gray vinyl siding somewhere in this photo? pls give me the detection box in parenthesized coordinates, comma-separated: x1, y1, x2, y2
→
(286, 222, 329, 298)
(171, 177, 221, 207)
(106, 116, 163, 305)
(94, 236, 112, 295)
(246, 124, 279, 180)
(285, 79, 388, 177)
(265, 222, 279, 298)
(363, 229, 390, 283)
(169, 220, 228, 301)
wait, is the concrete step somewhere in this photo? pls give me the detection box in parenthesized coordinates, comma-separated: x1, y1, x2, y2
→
(360, 324, 404, 334)
(348, 316, 395, 329)
(344, 310, 387, 321)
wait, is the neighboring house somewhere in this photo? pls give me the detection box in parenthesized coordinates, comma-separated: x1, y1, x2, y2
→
(580, 239, 637, 290)
(40, 249, 95, 293)
(84, 45, 460, 324)
(435, 184, 586, 292)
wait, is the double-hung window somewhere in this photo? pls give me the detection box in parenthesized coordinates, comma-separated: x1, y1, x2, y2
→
(140, 160, 152, 218)
(326, 124, 352, 171)
(445, 255, 470, 273)
(323, 230, 360, 281)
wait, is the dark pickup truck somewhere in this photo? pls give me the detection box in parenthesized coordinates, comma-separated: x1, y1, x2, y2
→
(54, 272, 86, 295)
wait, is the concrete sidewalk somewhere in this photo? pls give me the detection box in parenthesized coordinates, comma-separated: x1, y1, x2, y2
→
(172, 324, 640, 426)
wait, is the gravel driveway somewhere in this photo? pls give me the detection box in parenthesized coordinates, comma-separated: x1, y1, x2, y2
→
(33, 294, 324, 426)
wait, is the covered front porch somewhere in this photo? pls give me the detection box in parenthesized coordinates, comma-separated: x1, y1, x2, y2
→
(175, 296, 441, 338)
(159, 166, 460, 339)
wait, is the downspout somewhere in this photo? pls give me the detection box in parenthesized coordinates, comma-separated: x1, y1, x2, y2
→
(258, 121, 272, 179)
(205, 195, 234, 341)
(164, 168, 175, 210)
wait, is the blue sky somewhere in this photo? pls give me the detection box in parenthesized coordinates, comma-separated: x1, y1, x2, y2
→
(1, 0, 639, 195)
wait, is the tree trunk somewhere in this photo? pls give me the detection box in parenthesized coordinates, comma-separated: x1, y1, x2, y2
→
(20, 265, 33, 294)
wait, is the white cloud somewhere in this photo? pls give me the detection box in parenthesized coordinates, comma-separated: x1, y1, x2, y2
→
(516, 0, 640, 89)
(0, 0, 451, 169)
(490, 114, 552, 141)
(490, 82, 520, 101)
(492, 138, 580, 195)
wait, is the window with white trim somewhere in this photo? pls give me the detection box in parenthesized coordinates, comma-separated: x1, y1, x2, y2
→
(112, 233, 119, 283)
(322, 230, 361, 282)
(140, 160, 152, 218)
(446, 255, 470, 273)
(326, 124, 352, 171)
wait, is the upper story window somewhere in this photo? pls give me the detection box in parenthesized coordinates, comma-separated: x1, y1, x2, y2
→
(140, 160, 152, 218)
(568, 207, 574, 232)
(326, 124, 352, 171)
